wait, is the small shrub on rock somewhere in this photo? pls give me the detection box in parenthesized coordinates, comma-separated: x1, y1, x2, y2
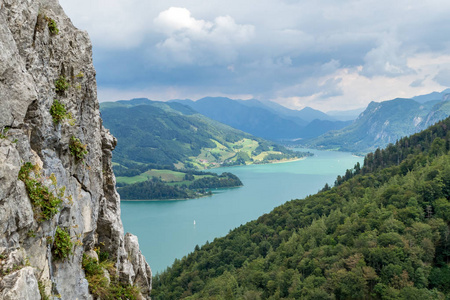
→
(50, 99, 70, 124)
(69, 136, 88, 161)
(44, 16, 59, 35)
(18, 162, 64, 221)
(82, 252, 141, 299)
(55, 76, 69, 93)
(52, 226, 73, 260)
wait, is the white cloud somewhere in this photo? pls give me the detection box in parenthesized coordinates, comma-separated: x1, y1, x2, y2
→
(272, 53, 450, 111)
(154, 7, 211, 35)
(153, 7, 255, 66)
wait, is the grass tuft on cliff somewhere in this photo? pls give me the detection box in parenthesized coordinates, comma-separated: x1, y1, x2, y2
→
(82, 252, 141, 299)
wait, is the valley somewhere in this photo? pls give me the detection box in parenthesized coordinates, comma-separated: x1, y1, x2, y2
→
(3, 1, 450, 299)
(172, 97, 349, 140)
(104, 90, 450, 202)
(121, 148, 363, 273)
(101, 98, 311, 200)
(100, 99, 309, 170)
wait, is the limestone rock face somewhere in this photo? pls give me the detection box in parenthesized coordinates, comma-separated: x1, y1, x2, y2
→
(0, 0, 151, 299)
(0, 267, 40, 300)
(124, 233, 152, 296)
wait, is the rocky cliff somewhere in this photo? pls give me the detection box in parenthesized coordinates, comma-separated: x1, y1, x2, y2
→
(0, 0, 151, 299)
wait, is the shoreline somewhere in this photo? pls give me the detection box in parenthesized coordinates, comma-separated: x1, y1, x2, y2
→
(120, 193, 211, 202)
(117, 157, 308, 201)
(205, 155, 309, 170)
(267, 157, 306, 165)
(120, 185, 243, 202)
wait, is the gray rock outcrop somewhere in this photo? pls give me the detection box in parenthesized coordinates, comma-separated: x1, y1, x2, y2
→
(0, 0, 151, 299)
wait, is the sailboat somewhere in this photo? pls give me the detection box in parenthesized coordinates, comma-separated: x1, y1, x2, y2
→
(193, 220, 196, 225)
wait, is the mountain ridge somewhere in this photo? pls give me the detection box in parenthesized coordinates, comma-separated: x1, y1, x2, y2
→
(304, 96, 450, 153)
(172, 96, 349, 140)
(174, 97, 307, 140)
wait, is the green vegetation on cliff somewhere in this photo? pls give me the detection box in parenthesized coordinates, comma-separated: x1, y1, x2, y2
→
(82, 252, 141, 299)
(152, 117, 450, 299)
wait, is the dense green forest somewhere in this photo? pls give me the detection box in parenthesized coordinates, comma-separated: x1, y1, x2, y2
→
(152, 117, 450, 299)
(118, 172, 242, 200)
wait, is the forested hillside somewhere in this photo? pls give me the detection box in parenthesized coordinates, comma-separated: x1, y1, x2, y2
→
(152, 117, 450, 299)
(100, 99, 307, 169)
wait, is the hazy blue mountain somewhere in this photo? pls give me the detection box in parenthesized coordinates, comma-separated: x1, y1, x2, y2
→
(305, 97, 450, 153)
(100, 97, 156, 109)
(293, 106, 335, 122)
(172, 97, 344, 140)
(172, 97, 307, 140)
(297, 119, 353, 139)
(236, 99, 335, 123)
(412, 88, 450, 103)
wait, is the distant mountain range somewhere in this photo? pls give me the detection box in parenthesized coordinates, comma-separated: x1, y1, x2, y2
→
(172, 97, 348, 140)
(100, 98, 307, 169)
(171, 97, 305, 140)
(235, 98, 334, 123)
(101, 89, 450, 156)
(297, 119, 353, 139)
(304, 91, 450, 153)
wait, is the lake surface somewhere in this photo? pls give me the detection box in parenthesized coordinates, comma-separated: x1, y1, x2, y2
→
(120, 149, 363, 274)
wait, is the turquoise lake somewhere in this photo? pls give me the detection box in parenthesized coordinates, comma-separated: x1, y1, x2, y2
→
(120, 149, 363, 274)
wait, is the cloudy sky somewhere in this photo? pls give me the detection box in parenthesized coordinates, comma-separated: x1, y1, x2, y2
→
(59, 0, 450, 111)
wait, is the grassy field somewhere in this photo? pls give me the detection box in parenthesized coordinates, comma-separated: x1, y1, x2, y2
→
(117, 169, 186, 185)
(146, 170, 186, 181)
(116, 174, 150, 185)
(166, 174, 215, 187)
(116, 169, 214, 186)
(185, 138, 293, 169)
(253, 150, 282, 161)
